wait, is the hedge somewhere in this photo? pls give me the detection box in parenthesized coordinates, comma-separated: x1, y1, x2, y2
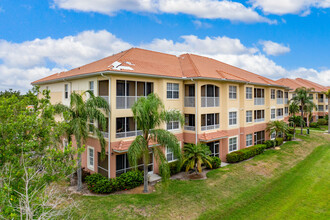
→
(317, 118, 327, 125)
(310, 122, 319, 128)
(264, 140, 276, 148)
(85, 170, 143, 194)
(275, 137, 283, 146)
(226, 144, 266, 163)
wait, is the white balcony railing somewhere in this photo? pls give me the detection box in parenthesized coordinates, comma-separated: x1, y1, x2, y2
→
(184, 97, 195, 107)
(277, 98, 284, 105)
(277, 115, 284, 119)
(284, 98, 288, 104)
(201, 124, 220, 131)
(254, 118, 265, 123)
(116, 130, 142, 138)
(201, 97, 219, 107)
(99, 96, 109, 103)
(101, 131, 109, 139)
(116, 96, 146, 109)
(184, 125, 195, 131)
(254, 98, 265, 105)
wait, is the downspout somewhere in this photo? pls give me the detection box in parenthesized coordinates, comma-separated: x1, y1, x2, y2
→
(195, 80, 198, 144)
(101, 73, 111, 179)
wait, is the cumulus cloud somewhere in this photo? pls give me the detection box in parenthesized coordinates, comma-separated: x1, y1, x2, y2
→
(53, 0, 273, 23)
(0, 30, 328, 92)
(259, 40, 290, 56)
(192, 20, 212, 29)
(249, 0, 330, 15)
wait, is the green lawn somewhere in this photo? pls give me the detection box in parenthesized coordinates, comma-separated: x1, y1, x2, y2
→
(71, 132, 330, 219)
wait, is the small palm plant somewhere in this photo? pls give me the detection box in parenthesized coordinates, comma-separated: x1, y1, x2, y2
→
(289, 115, 304, 140)
(323, 89, 330, 134)
(182, 143, 212, 174)
(128, 93, 183, 193)
(266, 120, 288, 146)
(55, 91, 109, 191)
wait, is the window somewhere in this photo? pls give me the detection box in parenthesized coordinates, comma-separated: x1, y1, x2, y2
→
(166, 145, 179, 162)
(229, 86, 237, 99)
(309, 94, 313, 99)
(318, 105, 324, 111)
(87, 146, 94, 171)
(246, 134, 253, 147)
(254, 131, 265, 145)
(229, 111, 237, 126)
(271, 132, 276, 139)
(184, 114, 195, 131)
(285, 107, 289, 115)
(201, 113, 220, 131)
(89, 81, 94, 95)
(167, 83, 179, 99)
(246, 111, 252, 123)
(271, 89, 275, 99)
(271, 109, 276, 119)
(229, 137, 238, 152)
(207, 141, 220, 157)
(254, 110, 265, 122)
(116, 117, 140, 138)
(64, 84, 69, 99)
(246, 87, 252, 99)
(277, 108, 283, 118)
(89, 119, 94, 133)
(167, 121, 180, 131)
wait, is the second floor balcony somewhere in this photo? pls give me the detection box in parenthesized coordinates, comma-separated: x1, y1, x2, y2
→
(184, 96, 195, 107)
(254, 98, 265, 105)
(117, 96, 145, 109)
(201, 84, 219, 108)
(116, 130, 142, 138)
(201, 124, 220, 131)
(277, 98, 284, 105)
(201, 97, 219, 107)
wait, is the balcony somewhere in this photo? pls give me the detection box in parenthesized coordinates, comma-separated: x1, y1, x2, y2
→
(284, 98, 288, 104)
(184, 97, 195, 107)
(277, 98, 284, 105)
(201, 97, 219, 107)
(201, 124, 220, 131)
(184, 125, 195, 131)
(254, 98, 265, 105)
(277, 115, 284, 119)
(117, 96, 146, 109)
(99, 96, 109, 103)
(254, 118, 265, 123)
(319, 99, 324, 103)
(101, 131, 109, 139)
(116, 130, 142, 138)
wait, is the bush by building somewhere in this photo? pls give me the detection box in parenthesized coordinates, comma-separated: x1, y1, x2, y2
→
(206, 156, 221, 169)
(226, 144, 266, 163)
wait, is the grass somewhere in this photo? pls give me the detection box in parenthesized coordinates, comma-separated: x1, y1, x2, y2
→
(70, 132, 330, 219)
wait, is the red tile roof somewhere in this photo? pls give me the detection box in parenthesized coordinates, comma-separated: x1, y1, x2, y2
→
(199, 131, 228, 142)
(276, 78, 328, 92)
(32, 48, 284, 87)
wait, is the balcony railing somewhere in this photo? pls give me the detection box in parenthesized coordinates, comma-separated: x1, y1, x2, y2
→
(184, 97, 195, 107)
(284, 98, 288, 104)
(277, 115, 284, 119)
(116, 130, 142, 139)
(277, 98, 284, 105)
(117, 96, 146, 109)
(184, 125, 195, 131)
(254, 98, 265, 105)
(201, 124, 220, 131)
(201, 97, 219, 107)
(101, 131, 109, 139)
(319, 99, 324, 103)
(99, 96, 109, 103)
(254, 118, 265, 123)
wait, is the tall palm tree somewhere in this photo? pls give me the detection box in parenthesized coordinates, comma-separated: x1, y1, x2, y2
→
(128, 93, 183, 193)
(266, 120, 288, 146)
(303, 101, 317, 127)
(324, 89, 330, 134)
(289, 101, 299, 117)
(182, 143, 212, 174)
(291, 87, 315, 134)
(55, 91, 109, 191)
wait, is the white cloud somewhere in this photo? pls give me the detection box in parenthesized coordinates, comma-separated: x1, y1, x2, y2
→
(0, 30, 328, 92)
(249, 0, 330, 15)
(259, 40, 290, 56)
(53, 0, 274, 23)
(192, 20, 212, 29)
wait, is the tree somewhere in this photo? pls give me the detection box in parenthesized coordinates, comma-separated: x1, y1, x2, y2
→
(291, 87, 315, 134)
(288, 116, 303, 140)
(54, 91, 109, 191)
(303, 101, 317, 127)
(324, 89, 330, 134)
(182, 143, 212, 174)
(266, 120, 288, 146)
(289, 101, 299, 117)
(128, 93, 183, 193)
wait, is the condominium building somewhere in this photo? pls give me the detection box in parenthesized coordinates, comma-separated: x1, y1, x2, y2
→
(32, 48, 289, 178)
(276, 78, 329, 121)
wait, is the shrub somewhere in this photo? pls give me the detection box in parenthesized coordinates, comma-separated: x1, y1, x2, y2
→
(285, 134, 293, 141)
(116, 171, 144, 190)
(264, 140, 276, 148)
(226, 144, 266, 163)
(168, 161, 181, 175)
(317, 118, 327, 125)
(309, 122, 319, 128)
(206, 156, 221, 169)
(275, 137, 283, 146)
(286, 127, 295, 135)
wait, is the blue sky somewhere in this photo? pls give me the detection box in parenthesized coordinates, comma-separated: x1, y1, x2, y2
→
(0, 0, 329, 92)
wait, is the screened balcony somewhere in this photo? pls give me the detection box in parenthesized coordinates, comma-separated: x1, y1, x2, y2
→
(254, 110, 265, 123)
(184, 114, 195, 131)
(184, 84, 195, 107)
(277, 90, 284, 104)
(98, 80, 109, 103)
(201, 113, 219, 131)
(116, 117, 142, 138)
(98, 117, 109, 139)
(201, 84, 219, 107)
(254, 88, 265, 105)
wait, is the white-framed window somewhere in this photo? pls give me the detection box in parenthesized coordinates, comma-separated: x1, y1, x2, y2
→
(89, 81, 94, 95)
(88, 119, 94, 133)
(285, 107, 289, 115)
(87, 146, 94, 171)
(207, 141, 220, 157)
(64, 84, 69, 99)
(229, 86, 237, 99)
(167, 83, 179, 99)
(277, 108, 283, 117)
(271, 132, 276, 140)
(229, 111, 237, 126)
(229, 136, 238, 152)
(318, 105, 324, 111)
(246, 87, 252, 99)
(271, 109, 276, 119)
(166, 143, 180, 162)
(246, 111, 252, 123)
(271, 89, 275, 99)
(246, 134, 253, 147)
(167, 120, 180, 131)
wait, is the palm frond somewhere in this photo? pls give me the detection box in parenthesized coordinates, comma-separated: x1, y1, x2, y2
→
(128, 135, 147, 168)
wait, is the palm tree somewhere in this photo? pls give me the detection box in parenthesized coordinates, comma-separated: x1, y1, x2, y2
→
(324, 89, 330, 134)
(291, 87, 315, 134)
(266, 120, 288, 146)
(288, 115, 303, 140)
(182, 143, 212, 174)
(128, 93, 183, 193)
(289, 101, 299, 117)
(303, 101, 317, 127)
(55, 91, 109, 191)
